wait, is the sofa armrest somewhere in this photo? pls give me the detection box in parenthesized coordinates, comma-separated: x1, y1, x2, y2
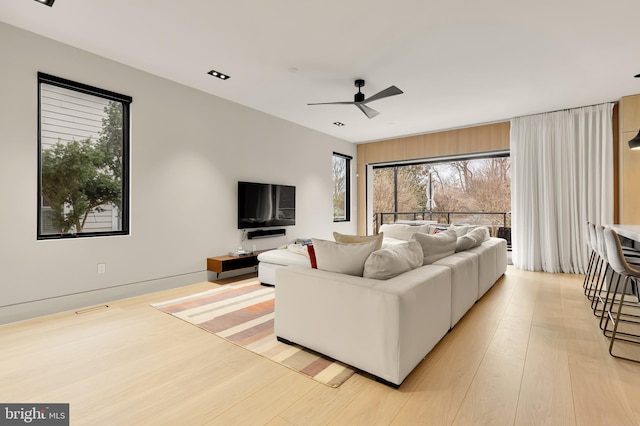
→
(275, 265, 452, 385)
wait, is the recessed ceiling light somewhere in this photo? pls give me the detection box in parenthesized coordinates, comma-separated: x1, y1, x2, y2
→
(34, 0, 55, 6)
(207, 69, 230, 80)
(333, 122, 345, 127)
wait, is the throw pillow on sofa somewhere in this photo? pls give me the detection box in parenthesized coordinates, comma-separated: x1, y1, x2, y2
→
(311, 238, 379, 276)
(411, 228, 457, 264)
(378, 223, 433, 241)
(363, 240, 424, 280)
(450, 224, 470, 237)
(333, 231, 384, 250)
(455, 226, 490, 252)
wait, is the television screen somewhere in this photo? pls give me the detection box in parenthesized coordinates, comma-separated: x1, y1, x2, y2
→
(238, 181, 296, 229)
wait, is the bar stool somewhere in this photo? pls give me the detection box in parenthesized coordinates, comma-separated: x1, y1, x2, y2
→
(602, 228, 640, 362)
(591, 225, 615, 314)
(583, 222, 597, 293)
(585, 223, 604, 301)
(592, 225, 640, 319)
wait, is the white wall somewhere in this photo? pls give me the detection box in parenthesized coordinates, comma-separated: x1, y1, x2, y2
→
(0, 22, 357, 324)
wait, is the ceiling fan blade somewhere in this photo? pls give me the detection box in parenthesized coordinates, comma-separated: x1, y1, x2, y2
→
(356, 103, 380, 119)
(307, 101, 355, 106)
(362, 85, 403, 104)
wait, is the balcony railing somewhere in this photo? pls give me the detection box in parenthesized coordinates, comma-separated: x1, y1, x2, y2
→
(373, 211, 511, 237)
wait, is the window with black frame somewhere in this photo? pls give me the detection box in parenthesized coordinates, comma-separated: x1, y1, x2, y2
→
(332, 152, 351, 222)
(37, 73, 132, 239)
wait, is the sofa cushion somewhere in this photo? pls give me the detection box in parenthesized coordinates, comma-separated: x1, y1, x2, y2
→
(411, 229, 457, 264)
(381, 236, 408, 248)
(258, 248, 310, 266)
(450, 224, 470, 237)
(455, 226, 490, 252)
(311, 238, 378, 276)
(333, 232, 384, 251)
(378, 223, 432, 241)
(363, 240, 424, 280)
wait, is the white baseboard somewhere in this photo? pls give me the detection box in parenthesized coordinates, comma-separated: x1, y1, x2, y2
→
(0, 271, 208, 325)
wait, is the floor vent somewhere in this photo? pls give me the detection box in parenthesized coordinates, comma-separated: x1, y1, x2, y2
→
(75, 305, 109, 315)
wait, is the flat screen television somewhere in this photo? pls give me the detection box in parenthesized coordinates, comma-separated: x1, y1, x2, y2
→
(237, 181, 296, 229)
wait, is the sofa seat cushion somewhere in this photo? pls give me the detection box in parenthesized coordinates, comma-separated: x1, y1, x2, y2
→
(468, 237, 508, 297)
(258, 248, 311, 267)
(433, 251, 479, 327)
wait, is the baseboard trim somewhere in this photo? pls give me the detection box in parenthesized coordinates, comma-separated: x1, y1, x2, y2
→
(0, 271, 207, 325)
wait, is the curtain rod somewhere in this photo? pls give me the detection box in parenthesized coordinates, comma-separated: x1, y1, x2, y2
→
(511, 100, 618, 121)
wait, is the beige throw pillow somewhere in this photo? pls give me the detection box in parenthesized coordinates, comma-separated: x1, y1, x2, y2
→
(311, 238, 378, 276)
(411, 229, 457, 264)
(363, 240, 424, 280)
(333, 232, 384, 251)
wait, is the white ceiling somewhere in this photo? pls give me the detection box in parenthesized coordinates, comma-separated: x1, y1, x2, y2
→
(3, 0, 640, 143)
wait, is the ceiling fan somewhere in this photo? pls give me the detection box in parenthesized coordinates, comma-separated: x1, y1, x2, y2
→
(308, 79, 403, 119)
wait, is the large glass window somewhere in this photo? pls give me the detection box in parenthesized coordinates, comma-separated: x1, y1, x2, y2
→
(37, 73, 132, 239)
(372, 153, 511, 233)
(332, 152, 351, 222)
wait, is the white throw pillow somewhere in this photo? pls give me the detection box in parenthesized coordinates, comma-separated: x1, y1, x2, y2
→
(455, 235, 477, 252)
(468, 226, 490, 243)
(311, 238, 378, 276)
(381, 237, 408, 248)
(455, 226, 490, 252)
(378, 223, 432, 241)
(363, 241, 424, 280)
(450, 224, 470, 237)
(411, 229, 457, 264)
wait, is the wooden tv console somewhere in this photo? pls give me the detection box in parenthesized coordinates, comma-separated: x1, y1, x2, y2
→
(206, 250, 269, 278)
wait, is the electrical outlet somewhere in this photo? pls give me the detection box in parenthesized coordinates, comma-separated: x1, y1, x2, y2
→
(97, 263, 106, 274)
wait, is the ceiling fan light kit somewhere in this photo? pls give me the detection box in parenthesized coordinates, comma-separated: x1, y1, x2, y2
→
(308, 79, 403, 119)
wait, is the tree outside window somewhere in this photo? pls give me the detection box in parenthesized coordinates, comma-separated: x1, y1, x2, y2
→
(333, 153, 351, 222)
(38, 73, 132, 239)
(373, 155, 511, 229)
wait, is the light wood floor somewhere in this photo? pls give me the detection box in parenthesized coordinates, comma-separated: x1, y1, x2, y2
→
(3, 267, 640, 425)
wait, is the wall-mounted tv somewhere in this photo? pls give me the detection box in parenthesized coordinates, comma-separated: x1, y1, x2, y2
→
(237, 181, 296, 229)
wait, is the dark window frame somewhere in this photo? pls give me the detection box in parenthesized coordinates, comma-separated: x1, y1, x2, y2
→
(333, 152, 352, 222)
(37, 72, 132, 240)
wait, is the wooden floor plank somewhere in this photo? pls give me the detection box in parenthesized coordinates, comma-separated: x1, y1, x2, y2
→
(452, 350, 524, 426)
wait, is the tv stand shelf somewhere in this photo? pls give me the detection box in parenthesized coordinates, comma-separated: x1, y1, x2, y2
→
(206, 250, 269, 278)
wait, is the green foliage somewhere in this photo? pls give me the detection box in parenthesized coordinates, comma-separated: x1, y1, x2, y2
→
(41, 101, 123, 234)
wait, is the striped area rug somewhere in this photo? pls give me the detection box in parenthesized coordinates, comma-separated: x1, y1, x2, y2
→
(151, 280, 355, 387)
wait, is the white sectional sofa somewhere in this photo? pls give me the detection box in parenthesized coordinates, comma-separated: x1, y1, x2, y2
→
(259, 223, 508, 387)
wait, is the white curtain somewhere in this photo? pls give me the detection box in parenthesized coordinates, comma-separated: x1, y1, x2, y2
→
(510, 103, 613, 273)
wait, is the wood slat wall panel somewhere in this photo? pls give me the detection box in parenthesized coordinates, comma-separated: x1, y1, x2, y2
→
(619, 95, 640, 224)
